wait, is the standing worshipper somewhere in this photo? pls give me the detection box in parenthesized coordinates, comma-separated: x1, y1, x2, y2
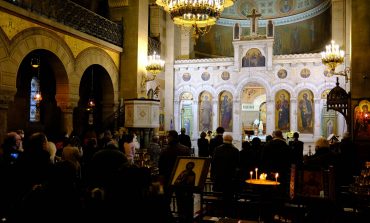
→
(239, 140, 254, 180)
(211, 134, 240, 217)
(261, 130, 290, 183)
(158, 130, 192, 222)
(179, 127, 192, 149)
(10, 132, 54, 222)
(197, 131, 209, 157)
(209, 127, 225, 157)
(205, 130, 213, 143)
(123, 134, 135, 165)
(148, 135, 162, 167)
(289, 132, 304, 169)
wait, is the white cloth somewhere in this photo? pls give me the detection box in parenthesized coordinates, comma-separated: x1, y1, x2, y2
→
(124, 142, 136, 164)
(133, 135, 140, 149)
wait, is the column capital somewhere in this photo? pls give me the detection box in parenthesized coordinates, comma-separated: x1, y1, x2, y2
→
(59, 101, 78, 113)
(0, 91, 15, 109)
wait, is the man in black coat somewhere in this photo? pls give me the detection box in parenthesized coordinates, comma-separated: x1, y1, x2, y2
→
(209, 127, 225, 157)
(178, 128, 192, 149)
(289, 132, 304, 168)
(211, 134, 240, 217)
(158, 130, 192, 222)
(261, 130, 290, 182)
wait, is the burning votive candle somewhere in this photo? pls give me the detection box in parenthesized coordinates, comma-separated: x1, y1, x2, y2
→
(250, 171, 253, 179)
(275, 173, 279, 183)
(260, 173, 267, 180)
(255, 168, 258, 180)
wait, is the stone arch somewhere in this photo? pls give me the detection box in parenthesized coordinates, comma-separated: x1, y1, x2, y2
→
(271, 83, 295, 99)
(75, 47, 119, 102)
(294, 82, 318, 98)
(235, 76, 272, 101)
(317, 82, 337, 97)
(215, 84, 236, 100)
(194, 85, 217, 101)
(7, 27, 74, 107)
(175, 85, 197, 102)
(0, 28, 10, 60)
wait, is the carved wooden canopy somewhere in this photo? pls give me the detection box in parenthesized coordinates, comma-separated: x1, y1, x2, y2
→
(326, 80, 351, 127)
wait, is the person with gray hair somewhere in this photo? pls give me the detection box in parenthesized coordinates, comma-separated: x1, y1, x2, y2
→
(148, 135, 161, 167)
(304, 137, 337, 169)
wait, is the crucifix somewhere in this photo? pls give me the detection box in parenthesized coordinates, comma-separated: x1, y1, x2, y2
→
(247, 8, 262, 36)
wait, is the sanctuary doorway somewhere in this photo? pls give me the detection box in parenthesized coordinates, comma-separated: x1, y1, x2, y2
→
(240, 83, 266, 140)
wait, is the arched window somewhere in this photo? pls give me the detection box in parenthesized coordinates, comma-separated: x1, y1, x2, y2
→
(30, 77, 41, 122)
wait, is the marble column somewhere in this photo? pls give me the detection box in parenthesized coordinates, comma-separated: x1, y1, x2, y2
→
(0, 94, 13, 143)
(212, 99, 218, 131)
(290, 98, 298, 132)
(164, 14, 177, 131)
(0, 91, 15, 142)
(314, 98, 321, 139)
(192, 100, 198, 140)
(59, 100, 77, 136)
(233, 99, 241, 140)
(337, 113, 347, 136)
(265, 98, 274, 135)
(174, 100, 180, 131)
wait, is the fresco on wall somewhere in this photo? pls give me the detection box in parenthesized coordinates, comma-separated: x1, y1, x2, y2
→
(199, 91, 213, 132)
(181, 103, 193, 136)
(221, 0, 325, 20)
(219, 91, 233, 132)
(321, 105, 337, 139)
(275, 90, 290, 131)
(354, 100, 370, 140)
(180, 92, 194, 136)
(194, 7, 331, 57)
(297, 90, 314, 133)
(242, 48, 265, 67)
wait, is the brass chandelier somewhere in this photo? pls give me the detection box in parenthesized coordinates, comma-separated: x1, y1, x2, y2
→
(321, 40, 349, 82)
(145, 51, 165, 75)
(156, 0, 234, 39)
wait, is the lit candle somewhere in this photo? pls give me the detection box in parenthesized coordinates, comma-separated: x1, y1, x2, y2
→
(255, 168, 258, 180)
(250, 171, 253, 180)
(275, 173, 279, 184)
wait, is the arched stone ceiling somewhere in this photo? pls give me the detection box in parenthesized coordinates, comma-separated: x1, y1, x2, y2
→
(219, 0, 329, 26)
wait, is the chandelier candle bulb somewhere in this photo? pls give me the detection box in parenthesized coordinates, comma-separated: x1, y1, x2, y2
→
(250, 171, 253, 180)
(275, 173, 279, 183)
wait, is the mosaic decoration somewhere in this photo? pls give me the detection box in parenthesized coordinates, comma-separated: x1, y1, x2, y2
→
(221, 71, 230, 80)
(277, 69, 288, 79)
(182, 73, 191, 82)
(300, 68, 311, 78)
(201, 72, 210, 81)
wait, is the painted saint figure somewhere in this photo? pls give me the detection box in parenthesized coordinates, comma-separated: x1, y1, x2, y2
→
(234, 23, 240, 40)
(280, 0, 292, 13)
(200, 95, 212, 132)
(174, 161, 196, 187)
(355, 103, 370, 138)
(299, 93, 313, 131)
(267, 20, 274, 37)
(220, 95, 233, 131)
(276, 93, 289, 130)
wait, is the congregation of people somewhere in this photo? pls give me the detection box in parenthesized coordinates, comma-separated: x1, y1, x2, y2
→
(0, 126, 360, 223)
